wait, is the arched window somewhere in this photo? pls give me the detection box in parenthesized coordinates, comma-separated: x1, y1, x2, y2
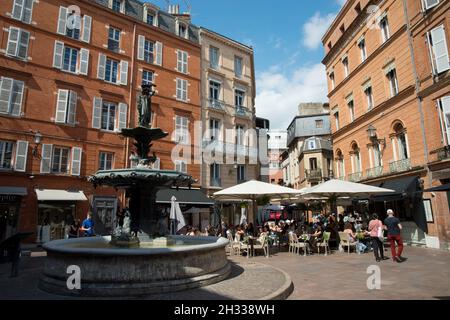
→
(335, 150, 345, 179)
(393, 122, 409, 160)
(350, 142, 362, 174)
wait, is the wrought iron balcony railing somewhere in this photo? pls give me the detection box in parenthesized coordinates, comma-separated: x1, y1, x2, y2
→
(389, 158, 411, 174)
(348, 172, 362, 182)
(209, 99, 225, 110)
(365, 166, 383, 179)
(305, 169, 322, 182)
(235, 106, 249, 117)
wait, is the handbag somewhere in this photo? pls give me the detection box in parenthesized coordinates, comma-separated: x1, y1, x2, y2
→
(377, 221, 384, 240)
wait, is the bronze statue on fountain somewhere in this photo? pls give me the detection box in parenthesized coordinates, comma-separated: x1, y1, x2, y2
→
(88, 83, 195, 247)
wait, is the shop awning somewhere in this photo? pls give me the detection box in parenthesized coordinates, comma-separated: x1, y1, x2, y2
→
(156, 188, 214, 206)
(372, 176, 419, 202)
(35, 189, 87, 201)
(424, 183, 450, 192)
(0, 186, 27, 196)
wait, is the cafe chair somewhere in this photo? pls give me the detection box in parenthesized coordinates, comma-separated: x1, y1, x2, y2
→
(317, 231, 331, 256)
(339, 231, 357, 254)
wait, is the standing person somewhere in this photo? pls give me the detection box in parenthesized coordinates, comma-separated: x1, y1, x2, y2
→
(368, 214, 387, 262)
(80, 212, 95, 237)
(68, 219, 81, 238)
(384, 209, 406, 263)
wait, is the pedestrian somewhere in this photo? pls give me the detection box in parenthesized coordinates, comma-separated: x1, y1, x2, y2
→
(80, 212, 95, 237)
(68, 219, 81, 238)
(384, 209, 406, 263)
(368, 214, 388, 262)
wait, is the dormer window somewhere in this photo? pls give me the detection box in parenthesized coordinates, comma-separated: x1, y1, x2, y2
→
(147, 13, 155, 26)
(177, 20, 188, 39)
(110, 0, 124, 14)
(144, 5, 158, 27)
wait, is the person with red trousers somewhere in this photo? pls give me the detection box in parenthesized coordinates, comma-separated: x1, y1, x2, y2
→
(384, 209, 407, 263)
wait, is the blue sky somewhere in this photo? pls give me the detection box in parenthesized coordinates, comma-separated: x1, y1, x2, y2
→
(145, 0, 346, 129)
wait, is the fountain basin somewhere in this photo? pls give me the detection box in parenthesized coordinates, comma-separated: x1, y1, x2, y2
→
(39, 236, 230, 297)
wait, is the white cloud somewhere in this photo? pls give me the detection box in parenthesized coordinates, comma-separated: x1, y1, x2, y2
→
(302, 12, 336, 50)
(255, 63, 328, 130)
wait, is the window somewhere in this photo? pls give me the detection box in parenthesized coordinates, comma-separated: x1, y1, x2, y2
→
(235, 56, 243, 78)
(309, 158, 318, 170)
(422, 0, 440, 11)
(336, 151, 345, 178)
(365, 86, 374, 110)
(236, 125, 245, 146)
(358, 38, 367, 62)
(62, 46, 79, 73)
(105, 58, 119, 83)
(387, 69, 399, 97)
(209, 80, 221, 101)
(178, 22, 188, 39)
(0, 141, 13, 169)
(0, 77, 24, 117)
(66, 10, 81, 40)
(57, 7, 92, 43)
(51, 147, 70, 174)
(99, 152, 113, 170)
(101, 102, 116, 131)
(351, 144, 361, 173)
(111, 0, 123, 13)
(142, 70, 154, 86)
(355, 3, 362, 13)
(175, 160, 187, 173)
(438, 96, 450, 145)
(6, 27, 29, 60)
(177, 50, 188, 74)
(143, 39, 155, 64)
(210, 163, 221, 186)
(340, 24, 345, 34)
(329, 72, 335, 90)
(210, 47, 219, 69)
(175, 115, 189, 144)
(315, 120, 324, 128)
(342, 57, 349, 78)
(380, 16, 390, 43)
(237, 165, 245, 183)
(108, 27, 121, 52)
(327, 42, 332, 50)
(176, 78, 188, 101)
(308, 140, 316, 150)
(428, 25, 450, 75)
(146, 12, 155, 26)
(235, 90, 245, 107)
(372, 145, 382, 167)
(11, 0, 34, 24)
(55, 89, 77, 125)
(348, 100, 355, 122)
(210, 119, 221, 141)
(394, 124, 409, 160)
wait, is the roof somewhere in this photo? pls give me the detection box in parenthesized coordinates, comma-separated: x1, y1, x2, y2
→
(300, 137, 333, 154)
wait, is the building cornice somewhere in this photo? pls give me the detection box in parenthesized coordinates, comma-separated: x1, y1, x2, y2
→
(199, 27, 254, 54)
(417, 74, 450, 99)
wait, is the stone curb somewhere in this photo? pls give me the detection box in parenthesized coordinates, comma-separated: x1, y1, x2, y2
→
(254, 263, 294, 300)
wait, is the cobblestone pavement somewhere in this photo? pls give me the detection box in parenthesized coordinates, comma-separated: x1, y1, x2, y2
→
(229, 245, 450, 300)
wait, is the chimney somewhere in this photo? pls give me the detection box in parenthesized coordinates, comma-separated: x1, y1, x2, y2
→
(168, 4, 191, 23)
(168, 4, 180, 14)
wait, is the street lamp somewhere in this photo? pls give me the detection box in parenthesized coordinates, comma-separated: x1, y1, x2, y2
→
(367, 125, 386, 146)
(32, 130, 42, 158)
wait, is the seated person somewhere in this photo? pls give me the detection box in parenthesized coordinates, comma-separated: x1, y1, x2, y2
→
(344, 222, 367, 253)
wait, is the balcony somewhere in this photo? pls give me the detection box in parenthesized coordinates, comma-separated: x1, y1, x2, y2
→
(305, 169, 322, 183)
(235, 106, 249, 117)
(208, 99, 225, 111)
(210, 178, 221, 188)
(348, 172, 362, 182)
(365, 166, 383, 179)
(435, 146, 450, 161)
(389, 159, 411, 174)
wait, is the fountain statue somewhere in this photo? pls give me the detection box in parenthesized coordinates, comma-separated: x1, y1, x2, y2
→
(39, 82, 230, 297)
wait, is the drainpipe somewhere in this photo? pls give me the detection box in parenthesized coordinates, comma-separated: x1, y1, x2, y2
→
(402, 0, 432, 187)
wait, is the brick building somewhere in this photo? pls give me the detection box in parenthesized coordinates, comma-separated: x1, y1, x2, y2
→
(0, 0, 202, 242)
(322, 0, 450, 249)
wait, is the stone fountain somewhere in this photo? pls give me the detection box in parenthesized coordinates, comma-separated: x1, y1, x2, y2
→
(39, 84, 230, 297)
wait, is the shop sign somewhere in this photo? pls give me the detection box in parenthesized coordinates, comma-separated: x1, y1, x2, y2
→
(0, 195, 20, 202)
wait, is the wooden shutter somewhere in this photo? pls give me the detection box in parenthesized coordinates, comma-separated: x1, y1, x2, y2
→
(79, 48, 89, 75)
(120, 60, 128, 85)
(92, 97, 102, 129)
(18, 29, 30, 59)
(441, 96, 450, 145)
(14, 140, 28, 172)
(6, 27, 20, 56)
(57, 6, 68, 35)
(12, 0, 24, 20)
(97, 54, 106, 79)
(81, 15, 92, 43)
(431, 25, 450, 74)
(10, 80, 24, 116)
(137, 35, 145, 60)
(177, 50, 182, 72)
(183, 80, 187, 101)
(22, 0, 33, 24)
(118, 103, 128, 130)
(155, 41, 163, 66)
(53, 40, 64, 69)
(67, 91, 77, 125)
(55, 89, 68, 123)
(40, 144, 53, 173)
(71, 147, 82, 176)
(0, 77, 13, 114)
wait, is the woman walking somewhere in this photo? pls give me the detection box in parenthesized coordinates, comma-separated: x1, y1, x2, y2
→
(368, 214, 387, 262)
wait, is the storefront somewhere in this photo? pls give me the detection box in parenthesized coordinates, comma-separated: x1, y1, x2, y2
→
(35, 189, 88, 243)
(0, 186, 27, 241)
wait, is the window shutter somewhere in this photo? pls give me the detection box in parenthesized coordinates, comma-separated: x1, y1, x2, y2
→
(14, 140, 28, 172)
(12, 0, 24, 20)
(22, 0, 33, 24)
(18, 30, 30, 59)
(120, 60, 128, 85)
(441, 96, 450, 145)
(97, 54, 106, 80)
(138, 35, 145, 60)
(0, 77, 13, 114)
(10, 80, 24, 116)
(155, 41, 163, 66)
(71, 147, 82, 176)
(118, 103, 128, 130)
(92, 97, 102, 129)
(6, 27, 20, 56)
(57, 6, 68, 35)
(183, 80, 188, 101)
(53, 41, 64, 69)
(431, 25, 450, 74)
(177, 50, 182, 72)
(55, 89, 68, 123)
(67, 91, 77, 125)
(81, 15, 92, 43)
(79, 48, 89, 75)
(183, 52, 188, 73)
(176, 79, 181, 100)
(40, 144, 52, 174)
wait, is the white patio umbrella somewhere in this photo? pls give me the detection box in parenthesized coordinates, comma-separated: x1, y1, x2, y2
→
(213, 180, 302, 225)
(170, 196, 186, 235)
